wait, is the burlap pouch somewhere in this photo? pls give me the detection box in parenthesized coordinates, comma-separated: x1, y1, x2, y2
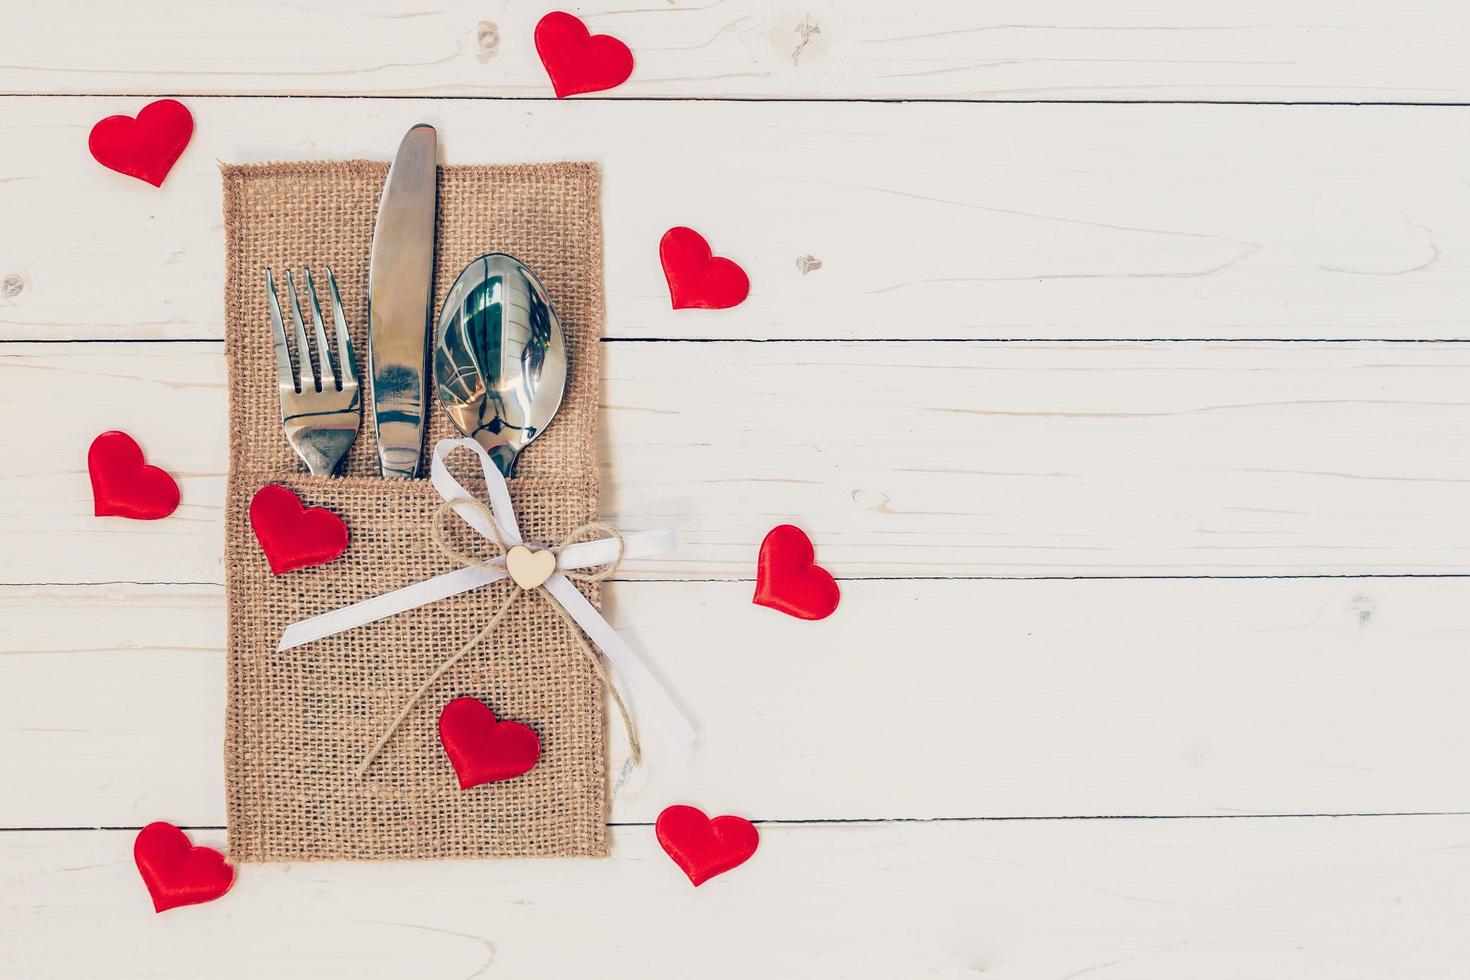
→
(221, 161, 607, 861)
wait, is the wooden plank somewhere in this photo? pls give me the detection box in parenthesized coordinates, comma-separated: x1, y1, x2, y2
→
(7, 578, 1470, 827)
(5, 341, 1470, 583)
(3, 1, 1469, 102)
(5, 817, 1469, 978)
(4, 97, 1470, 342)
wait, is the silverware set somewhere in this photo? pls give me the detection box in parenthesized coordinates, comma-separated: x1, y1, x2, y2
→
(266, 124, 568, 480)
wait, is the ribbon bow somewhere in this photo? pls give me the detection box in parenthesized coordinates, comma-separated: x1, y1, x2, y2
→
(277, 438, 696, 777)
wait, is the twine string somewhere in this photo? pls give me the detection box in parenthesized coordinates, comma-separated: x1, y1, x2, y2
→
(354, 498, 638, 779)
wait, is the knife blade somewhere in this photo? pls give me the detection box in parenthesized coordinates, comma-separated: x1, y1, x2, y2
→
(367, 124, 437, 478)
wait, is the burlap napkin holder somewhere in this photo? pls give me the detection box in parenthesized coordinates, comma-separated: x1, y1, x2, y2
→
(221, 161, 608, 861)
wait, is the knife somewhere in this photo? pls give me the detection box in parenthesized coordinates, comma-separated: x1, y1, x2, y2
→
(367, 124, 437, 478)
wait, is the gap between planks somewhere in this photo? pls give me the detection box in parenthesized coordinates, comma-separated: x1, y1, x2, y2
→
(4, 337, 1470, 345)
(8, 810, 1470, 833)
(15, 574, 1470, 589)
(7, 93, 1470, 108)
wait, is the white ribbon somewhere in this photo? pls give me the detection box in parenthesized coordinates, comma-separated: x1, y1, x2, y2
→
(276, 437, 696, 751)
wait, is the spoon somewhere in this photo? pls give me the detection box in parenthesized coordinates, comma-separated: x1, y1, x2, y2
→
(433, 253, 568, 477)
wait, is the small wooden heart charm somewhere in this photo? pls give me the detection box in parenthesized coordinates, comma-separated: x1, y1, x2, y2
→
(506, 544, 557, 590)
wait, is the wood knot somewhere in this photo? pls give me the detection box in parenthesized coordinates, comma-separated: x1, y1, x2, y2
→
(1, 274, 23, 299)
(476, 21, 500, 63)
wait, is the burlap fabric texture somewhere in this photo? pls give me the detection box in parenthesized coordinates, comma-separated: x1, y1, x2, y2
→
(221, 161, 607, 861)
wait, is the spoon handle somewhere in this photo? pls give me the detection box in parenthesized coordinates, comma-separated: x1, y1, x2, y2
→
(476, 437, 519, 479)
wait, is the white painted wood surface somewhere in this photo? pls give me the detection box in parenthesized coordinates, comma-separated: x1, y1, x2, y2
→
(4, 99, 1470, 342)
(6, 5, 1470, 976)
(5, 341, 1470, 581)
(4, 0, 1470, 102)
(6, 818, 1470, 979)
(7, 578, 1470, 828)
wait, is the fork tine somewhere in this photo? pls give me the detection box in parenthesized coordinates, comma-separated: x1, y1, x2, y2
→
(265, 269, 298, 394)
(284, 270, 317, 392)
(325, 267, 357, 388)
(303, 268, 337, 391)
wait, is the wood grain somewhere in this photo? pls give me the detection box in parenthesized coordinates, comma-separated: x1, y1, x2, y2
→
(2, 1, 1468, 102)
(5, 818, 1469, 978)
(4, 19, 1468, 973)
(3, 98, 1469, 342)
(7, 577, 1470, 827)
(4, 341, 1470, 583)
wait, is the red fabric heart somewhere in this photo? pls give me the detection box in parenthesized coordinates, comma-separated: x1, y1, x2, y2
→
(656, 805, 759, 886)
(248, 484, 349, 575)
(753, 524, 840, 620)
(88, 99, 193, 187)
(88, 430, 180, 520)
(438, 697, 541, 789)
(660, 226, 750, 310)
(535, 11, 635, 98)
(133, 822, 234, 913)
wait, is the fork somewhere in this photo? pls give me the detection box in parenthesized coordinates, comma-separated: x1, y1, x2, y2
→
(265, 268, 361, 476)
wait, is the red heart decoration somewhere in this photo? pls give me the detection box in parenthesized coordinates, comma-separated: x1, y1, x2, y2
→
(659, 226, 750, 310)
(133, 822, 234, 913)
(88, 99, 193, 187)
(88, 430, 180, 520)
(438, 697, 541, 789)
(656, 805, 759, 886)
(534, 11, 635, 98)
(248, 484, 349, 575)
(753, 524, 840, 620)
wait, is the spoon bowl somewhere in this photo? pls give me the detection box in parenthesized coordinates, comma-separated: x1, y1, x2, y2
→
(433, 254, 568, 476)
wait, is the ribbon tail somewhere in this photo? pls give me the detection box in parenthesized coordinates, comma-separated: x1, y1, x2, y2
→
(277, 565, 510, 652)
(542, 574, 698, 751)
(557, 528, 677, 571)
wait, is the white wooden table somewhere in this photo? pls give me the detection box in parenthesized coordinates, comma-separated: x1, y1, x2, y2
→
(4, 2, 1470, 976)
